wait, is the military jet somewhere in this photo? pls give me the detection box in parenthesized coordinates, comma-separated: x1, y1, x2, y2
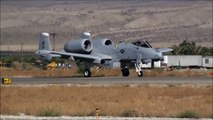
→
(35, 32, 172, 77)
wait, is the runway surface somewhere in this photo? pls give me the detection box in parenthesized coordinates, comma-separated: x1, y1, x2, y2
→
(4, 76, 213, 85)
(1, 115, 212, 120)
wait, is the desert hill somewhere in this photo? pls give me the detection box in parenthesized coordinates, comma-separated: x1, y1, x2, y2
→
(0, 0, 212, 51)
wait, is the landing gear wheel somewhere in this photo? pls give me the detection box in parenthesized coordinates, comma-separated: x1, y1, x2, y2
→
(138, 71, 143, 77)
(84, 69, 91, 77)
(121, 68, 129, 77)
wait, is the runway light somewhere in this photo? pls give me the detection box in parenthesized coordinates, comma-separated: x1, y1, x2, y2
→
(2, 77, 12, 85)
(96, 108, 99, 120)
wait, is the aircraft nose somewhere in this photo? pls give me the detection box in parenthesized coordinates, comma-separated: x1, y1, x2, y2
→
(158, 52, 164, 61)
(158, 52, 162, 57)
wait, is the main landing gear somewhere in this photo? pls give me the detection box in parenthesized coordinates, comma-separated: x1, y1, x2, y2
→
(121, 66, 130, 77)
(83, 69, 91, 77)
(121, 54, 144, 77)
(121, 65, 143, 77)
(77, 61, 92, 77)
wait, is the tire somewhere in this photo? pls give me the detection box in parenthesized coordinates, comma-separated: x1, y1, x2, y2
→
(122, 68, 129, 77)
(84, 69, 91, 77)
(138, 71, 143, 77)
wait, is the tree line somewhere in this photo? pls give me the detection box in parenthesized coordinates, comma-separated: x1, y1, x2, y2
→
(171, 40, 213, 56)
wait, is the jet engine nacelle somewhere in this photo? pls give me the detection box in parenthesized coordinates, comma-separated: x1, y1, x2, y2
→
(64, 39, 93, 53)
(93, 59, 105, 64)
(93, 39, 113, 46)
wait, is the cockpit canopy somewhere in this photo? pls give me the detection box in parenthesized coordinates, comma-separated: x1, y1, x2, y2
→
(132, 40, 152, 48)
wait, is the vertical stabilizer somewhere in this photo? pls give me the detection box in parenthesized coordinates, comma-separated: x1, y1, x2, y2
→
(39, 32, 52, 50)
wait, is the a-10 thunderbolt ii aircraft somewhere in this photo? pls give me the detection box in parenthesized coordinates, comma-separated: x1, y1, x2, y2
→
(36, 32, 172, 77)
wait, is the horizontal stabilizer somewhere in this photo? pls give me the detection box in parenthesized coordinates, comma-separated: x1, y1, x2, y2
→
(156, 48, 173, 53)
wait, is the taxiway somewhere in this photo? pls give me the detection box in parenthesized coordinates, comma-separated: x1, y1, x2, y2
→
(5, 76, 213, 85)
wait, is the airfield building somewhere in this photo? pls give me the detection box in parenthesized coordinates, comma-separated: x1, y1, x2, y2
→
(107, 55, 213, 69)
(162, 55, 203, 68)
(202, 56, 213, 68)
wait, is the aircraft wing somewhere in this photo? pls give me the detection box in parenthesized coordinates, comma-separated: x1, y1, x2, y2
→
(50, 50, 112, 63)
(156, 48, 173, 53)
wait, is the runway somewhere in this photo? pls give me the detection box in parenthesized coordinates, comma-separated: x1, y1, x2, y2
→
(5, 76, 213, 85)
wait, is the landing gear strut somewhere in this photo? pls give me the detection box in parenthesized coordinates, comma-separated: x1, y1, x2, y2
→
(135, 54, 143, 77)
(135, 63, 143, 77)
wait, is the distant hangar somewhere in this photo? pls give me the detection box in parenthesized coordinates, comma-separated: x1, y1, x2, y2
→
(202, 56, 213, 68)
(107, 55, 213, 69)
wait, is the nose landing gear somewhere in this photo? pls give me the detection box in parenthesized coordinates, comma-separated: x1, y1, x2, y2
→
(135, 62, 144, 77)
(135, 54, 144, 77)
(137, 71, 143, 77)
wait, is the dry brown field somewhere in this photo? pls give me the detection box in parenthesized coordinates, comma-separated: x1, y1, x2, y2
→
(1, 85, 212, 118)
(0, 66, 212, 77)
(1, 0, 212, 51)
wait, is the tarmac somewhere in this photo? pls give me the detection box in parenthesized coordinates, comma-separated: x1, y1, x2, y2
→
(4, 76, 213, 85)
(0, 115, 212, 120)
